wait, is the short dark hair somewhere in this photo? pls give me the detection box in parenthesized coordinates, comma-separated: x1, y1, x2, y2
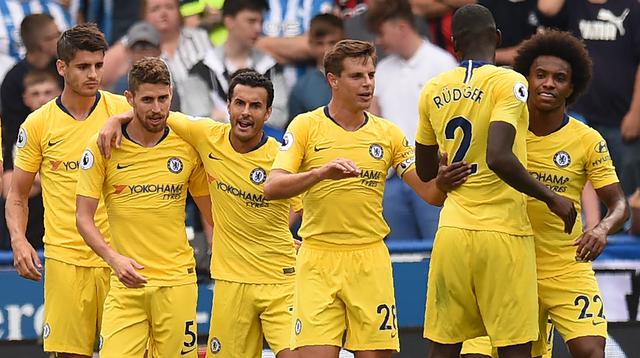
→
(128, 57, 172, 92)
(228, 69, 274, 108)
(366, 0, 415, 33)
(514, 30, 592, 105)
(451, 4, 497, 54)
(222, 0, 269, 17)
(23, 69, 59, 90)
(323, 40, 377, 77)
(20, 14, 55, 53)
(57, 23, 108, 63)
(309, 14, 344, 40)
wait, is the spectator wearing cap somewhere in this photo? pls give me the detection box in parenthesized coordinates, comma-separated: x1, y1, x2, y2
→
(102, 0, 212, 117)
(109, 21, 180, 110)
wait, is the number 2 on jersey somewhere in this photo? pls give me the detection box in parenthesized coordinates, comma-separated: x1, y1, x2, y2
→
(445, 116, 478, 174)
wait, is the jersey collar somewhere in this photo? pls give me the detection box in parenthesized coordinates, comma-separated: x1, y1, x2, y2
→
(323, 106, 369, 130)
(55, 91, 102, 120)
(122, 122, 170, 146)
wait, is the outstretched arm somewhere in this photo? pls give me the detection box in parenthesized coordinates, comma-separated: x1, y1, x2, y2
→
(575, 183, 629, 261)
(487, 122, 577, 233)
(264, 159, 361, 200)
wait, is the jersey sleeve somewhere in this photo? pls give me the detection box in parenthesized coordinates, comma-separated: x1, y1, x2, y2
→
(188, 156, 209, 197)
(76, 136, 107, 199)
(14, 114, 43, 173)
(167, 111, 214, 147)
(416, 84, 437, 146)
(271, 115, 309, 174)
(389, 123, 416, 177)
(490, 72, 529, 128)
(584, 129, 619, 189)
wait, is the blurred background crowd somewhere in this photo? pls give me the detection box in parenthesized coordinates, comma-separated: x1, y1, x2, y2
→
(0, 0, 638, 276)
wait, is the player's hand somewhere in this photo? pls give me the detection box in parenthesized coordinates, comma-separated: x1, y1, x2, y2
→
(318, 158, 361, 180)
(108, 253, 147, 288)
(11, 238, 42, 281)
(546, 194, 577, 234)
(293, 239, 302, 254)
(97, 111, 133, 159)
(574, 225, 608, 262)
(435, 153, 472, 192)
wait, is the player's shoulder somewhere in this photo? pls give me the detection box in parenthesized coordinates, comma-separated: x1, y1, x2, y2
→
(365, 112, 406, 139)
(566, 117, 605, 146)
(22, 98, 58, 127)
(489, 66, 528, 84)
(99, 90, 128, 104)
(288, 106, 325, 129)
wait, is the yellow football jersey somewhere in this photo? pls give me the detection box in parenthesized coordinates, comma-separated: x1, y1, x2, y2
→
(167, 113, 298, 284)
(76, 120, 208, 286)
(527, 117, 618, 279)
(14, 91, 131, 267)
(272, 106, 415, 248)
(416, 61, 532, 236)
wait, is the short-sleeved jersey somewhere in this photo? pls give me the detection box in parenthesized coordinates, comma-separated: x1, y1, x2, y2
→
(76, 121, 208, 287)
(14, 91, 131, 267)
(168, 112, 298, 284)
(527, 117, 618, 279)
(272, 106, 415, 248)
(416, 61, 532, 236)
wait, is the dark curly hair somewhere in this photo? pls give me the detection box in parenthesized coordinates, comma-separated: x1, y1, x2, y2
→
(514, 30, 592, 105)
(57, 23, 108, 63)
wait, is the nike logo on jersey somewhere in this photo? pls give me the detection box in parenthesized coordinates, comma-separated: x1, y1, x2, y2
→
(180, 346, 196, 355)
(208, 153, 222, 160)
(116, 163, 133, 169)
(48, 139, 63, 146)
(313, 145, 330, 152)
(592, 320, 605, 326)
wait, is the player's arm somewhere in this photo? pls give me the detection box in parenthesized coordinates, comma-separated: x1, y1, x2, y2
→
(193, 195, 213, 226)
(575, 183, 629, 261)
(264, 159, 360, 200)
(96, 110, 134, 158)
(76, 195, 147, 288)
(6, 168, 41, 280)
(487, 122, 576, 233)
(405, 152, 471, 206)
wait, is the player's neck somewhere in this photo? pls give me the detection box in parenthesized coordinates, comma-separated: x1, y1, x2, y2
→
(529, 105, 566, 136)
(229, 131, 263, 154)
(460, 49, 495, 64)
(59, 90, 98, 121)
(327, 100, 366, 131)
(126, 118, 166, 147)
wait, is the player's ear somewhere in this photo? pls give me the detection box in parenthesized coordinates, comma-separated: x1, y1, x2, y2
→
(55, 59, 65, 77)
(124, 90, 134, 106)
(495, 29, 502, 48)
(326, 72, 338, 89)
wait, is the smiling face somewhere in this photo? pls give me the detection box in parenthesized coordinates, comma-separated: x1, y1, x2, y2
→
(527, 55, 574, 113)
(327, 56, 375, 111)
(126, 82, 172, 133)
(227, 84, 272, 143)
(56, 50, 104, 97)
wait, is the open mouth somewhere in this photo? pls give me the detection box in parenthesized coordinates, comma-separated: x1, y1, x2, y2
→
(237, 119, 253, 129)
(538, 91, 556, 99)
(358, 93, 372, 101)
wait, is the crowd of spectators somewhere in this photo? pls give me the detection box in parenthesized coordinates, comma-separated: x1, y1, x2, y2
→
(0, 0, 638, 252)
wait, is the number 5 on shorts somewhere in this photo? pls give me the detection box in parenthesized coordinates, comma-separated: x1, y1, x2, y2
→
(183, 320, 196, 349)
